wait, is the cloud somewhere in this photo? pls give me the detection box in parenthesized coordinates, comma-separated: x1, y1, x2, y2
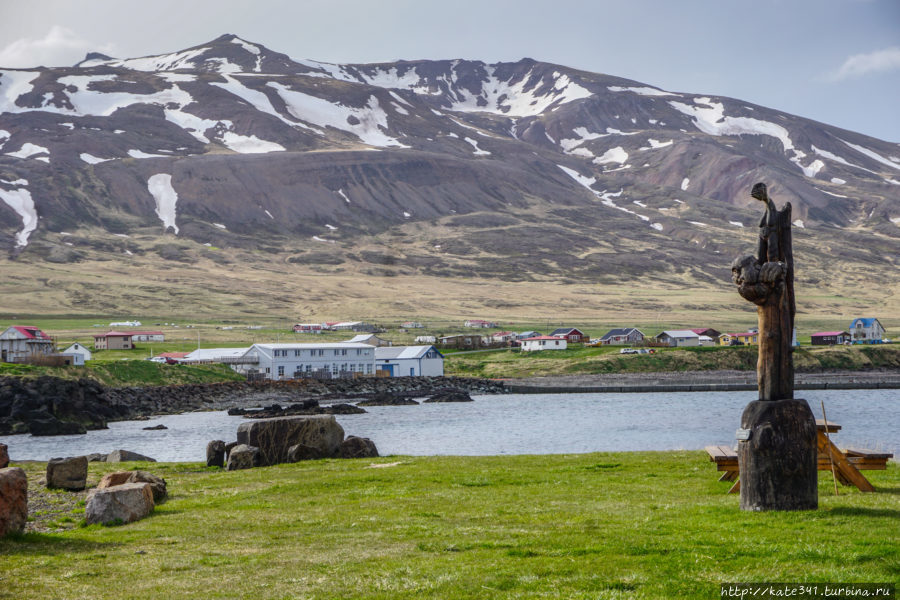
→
(0, 26, 115, 68)
(828, 46, 900, 82)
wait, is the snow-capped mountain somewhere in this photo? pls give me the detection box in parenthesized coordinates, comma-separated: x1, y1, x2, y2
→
(0, 34, 897, 310)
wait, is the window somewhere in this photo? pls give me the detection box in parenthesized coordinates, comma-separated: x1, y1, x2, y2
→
(332, 363, 338, 374)
(341, 349, 347, 356)
(356, 349, 362, 355)
(366, 364, 373, 374)
(277, 365, 284, 377)
(334, 349, 340, 356)
(294, 350, 301, 356)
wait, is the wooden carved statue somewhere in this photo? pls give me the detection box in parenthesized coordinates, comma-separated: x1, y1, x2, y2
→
(731, 182, 795, 401)
(730, 182, 816, 511)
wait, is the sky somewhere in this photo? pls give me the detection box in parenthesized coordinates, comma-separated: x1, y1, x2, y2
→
(1, 0, 899, 142)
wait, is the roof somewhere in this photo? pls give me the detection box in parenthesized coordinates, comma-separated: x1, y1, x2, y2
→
(184, 347, 250, 360)
(600, 328, 642, 339)
(550, 328, 583, 336)
(252, 342, 373, 350)
(690, 328, 718, 335)
(95, 331, 133, 338)
(493, 331, 515, 336)
(375, 345, 441, 360)
(344, 334, 377, 343)
(522, 336, 566, 341)
(850, 318, 881, 327)
(10, 326, 51, 340)
(812, 331, 849, 337)
(157, 351, 190, 358)
(658, 330, 700, 338)
(721, 332, 757, 337)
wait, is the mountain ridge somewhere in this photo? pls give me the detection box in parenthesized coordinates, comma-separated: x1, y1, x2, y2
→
(0, 35, 897, 320)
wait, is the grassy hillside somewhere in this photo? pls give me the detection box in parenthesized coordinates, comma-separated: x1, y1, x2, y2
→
(2, 453, 897, 599)
(445, 344, 900, 379)
(0, 360, 243, 387)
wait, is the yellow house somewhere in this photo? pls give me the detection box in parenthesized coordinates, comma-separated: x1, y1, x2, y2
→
(718, 332, 759, 346)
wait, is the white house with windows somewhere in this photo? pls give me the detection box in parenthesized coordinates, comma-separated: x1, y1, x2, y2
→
(241, 343, 375, 380)
(182, 348, 251, 363)
(60, 342, 92, 365)
(374, 345, 444, 377)
(0, 326, 55, 362)
(849, 318, 886, 344)
(520, 336, 567, 352)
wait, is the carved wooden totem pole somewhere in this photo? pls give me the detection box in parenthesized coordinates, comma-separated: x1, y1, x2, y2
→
(731, 183, 817, 511)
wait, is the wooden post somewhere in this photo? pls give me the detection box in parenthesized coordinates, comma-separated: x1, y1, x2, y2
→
(731, 183, 817, 511)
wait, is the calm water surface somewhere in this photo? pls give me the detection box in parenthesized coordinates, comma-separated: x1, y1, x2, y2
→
(1, 389, 896, 462)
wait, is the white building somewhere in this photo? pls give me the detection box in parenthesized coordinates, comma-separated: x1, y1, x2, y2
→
(374, 345, 444, 377)
(130, 331, 165, 342)
(414, 335, 436, 344)
(520, 336, 567, 352)
(344, 334, 392, 347)
(60, 342, 92, 365)
(0, 326, 55, 362)
(849, 318, 887, 344)
(241, 343, 375, 380)
(183, 347, 251, 363)
(656, 330, 701, 347)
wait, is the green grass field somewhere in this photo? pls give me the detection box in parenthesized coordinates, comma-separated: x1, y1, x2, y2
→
(1, 454, 897, 599)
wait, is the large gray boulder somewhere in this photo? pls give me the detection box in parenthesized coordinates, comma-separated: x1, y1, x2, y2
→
(106, 449, 156, 463)
(0, 443, 8, 469)
(85, 482, 154, 526)
(236, 415, 344, 466)
(0, 467, 27, 537)
(226, 444, 260, 471)
(206, 440, 226, 468)
(46, 456, 88, 491)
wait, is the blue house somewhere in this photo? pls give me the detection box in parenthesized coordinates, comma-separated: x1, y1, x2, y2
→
(849, 318, 886, 344)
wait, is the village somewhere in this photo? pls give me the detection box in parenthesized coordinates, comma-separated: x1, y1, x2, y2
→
(0, 317, 891, 382)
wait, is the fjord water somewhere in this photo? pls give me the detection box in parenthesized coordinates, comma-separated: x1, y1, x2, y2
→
(2, 389, 896, 462)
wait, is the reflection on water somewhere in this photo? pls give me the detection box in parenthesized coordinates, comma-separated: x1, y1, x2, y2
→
(1, 389, 896, 462)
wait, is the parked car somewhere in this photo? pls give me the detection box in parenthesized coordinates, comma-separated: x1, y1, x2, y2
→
(619, 348, 638, 354)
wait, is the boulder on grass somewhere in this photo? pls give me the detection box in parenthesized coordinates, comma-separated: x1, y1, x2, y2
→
(236, 415, 344, 466)
(0, 467, 27, 537)
(226, 444, 260, 471)
(286, 443, 325, 462)
(206, 440, 226, 468)
(106, 449, 156, 463)
(46, 456, 88, 491)
(224, 441, 239, 462)
(339, 436, 379, 459)
(85, 453, 107, 463)
(97, 471, 167, 503)
(85, 482, 154, 526)
(0, 443, 8, 469)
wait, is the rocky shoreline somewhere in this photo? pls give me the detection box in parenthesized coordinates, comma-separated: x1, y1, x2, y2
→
(0, 375, 504, 436)
(3, 369, 898, 437)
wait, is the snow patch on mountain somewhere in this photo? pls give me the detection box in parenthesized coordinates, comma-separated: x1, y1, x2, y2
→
(0, 70, 40, 113)
(645, 138, 673, 149)
(212, 75, 317, 131)
(802, 159, 825, 178)
(840, 139, 900, 172)
(448, 68, 592, 117)
(812, 145, 877, 175)
(336, 189, 350, 203)
(221, 131, 284, 153)
(831, 178, 846, 185)
(147, 173, 179, 233)
(0, 129, 9, 150)
(608, 85, 680, 97)
(269, 82, 406, 147)
(681, 177, 690, 191)
(5, 142, 49, 159)
(128, 149, 166, 158)
(0, 186, 38, 247)
(83, 47, 209, 71)
(464, 137, 490, 155)
(80, 153, 112, 164)
(650, 223, 663, 231)
(730, 221, 744, 227)
(560, 127, 608, 152)
(593, 146, 628, 165)
(557, 165, 595, 189)
(793, 220, 805, 228)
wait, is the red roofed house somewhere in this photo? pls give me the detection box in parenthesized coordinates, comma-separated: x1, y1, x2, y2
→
(93, 331, 134, 350)
(811, 331, 851, 346)
(0, 326, 55, 362)
(520, 336, 568, 352)
(550, 328, 587, 343)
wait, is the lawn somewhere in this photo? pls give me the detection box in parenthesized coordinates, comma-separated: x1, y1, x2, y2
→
(2, 453, 897, 599)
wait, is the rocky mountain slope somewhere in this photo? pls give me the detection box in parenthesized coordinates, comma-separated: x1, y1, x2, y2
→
(0, 34, 898, 319)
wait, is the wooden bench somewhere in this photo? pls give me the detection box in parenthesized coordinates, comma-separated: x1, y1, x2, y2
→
(705, 444, 893, 493)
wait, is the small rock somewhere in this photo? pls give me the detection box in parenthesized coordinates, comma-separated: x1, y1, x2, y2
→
(106, 449, 156, 463)
(206, 440, 226, 468)
(85, 482, 154, 526)
(323, 403, 367, 414)
(286, 443, 325, 462)
(46, 456, 88, 491)
(357, 392, 419, 406)
(226, 444, 260, 471)
(96, 470, 167, 503)
(85, 452, 107, 462)
(141, 424, 168, 431)
(0, 443, 8, 469)
(424, 389, 473, 403)
(0, 467, 27, 537)
(339, 436, 379, 459)
(224, 441, 239, 462)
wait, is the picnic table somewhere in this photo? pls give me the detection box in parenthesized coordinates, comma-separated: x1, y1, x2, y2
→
(705, 420, 893, 494)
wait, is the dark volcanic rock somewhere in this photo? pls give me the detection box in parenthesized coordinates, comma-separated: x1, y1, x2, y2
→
(339, 436, 379, 459)
(322, 403, 366, 414)
(106, 449, 156, 463)
(236, 415, 344, 466)
(0, 443, 8, 469)
(226, 444, 260, 470)
(424, 388, 473, 403)
(46, 456, 88, 491)
(206, 440, 226, 468)
(141, 424, 168, 430)
(357, 392, 419, 406)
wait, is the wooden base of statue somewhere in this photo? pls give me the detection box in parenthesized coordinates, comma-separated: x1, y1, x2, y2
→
(738, 399, 818, 511)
